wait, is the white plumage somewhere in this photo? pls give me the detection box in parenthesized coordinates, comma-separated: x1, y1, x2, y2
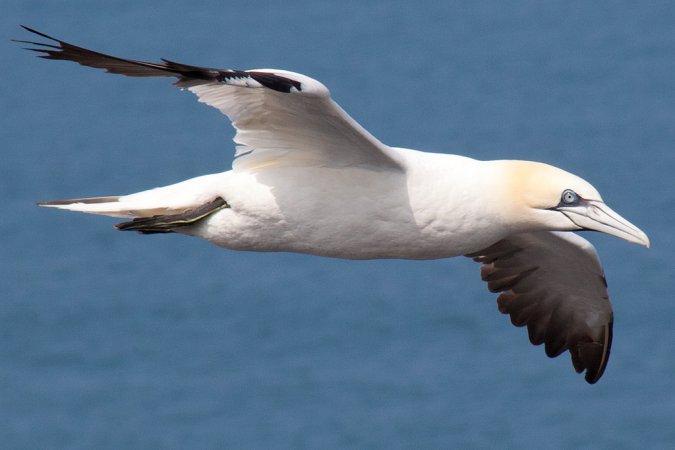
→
(17, 26, 649, 384)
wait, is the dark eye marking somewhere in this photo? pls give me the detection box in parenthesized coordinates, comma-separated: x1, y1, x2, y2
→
(561, 189, 579, 205)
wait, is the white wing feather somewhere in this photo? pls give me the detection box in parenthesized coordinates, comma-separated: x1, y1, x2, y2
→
(187, 70, 403, 172)
(17, 27, 402, 173)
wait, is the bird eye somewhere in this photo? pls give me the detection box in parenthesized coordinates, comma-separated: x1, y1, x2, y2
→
(561, 189, 579, 205)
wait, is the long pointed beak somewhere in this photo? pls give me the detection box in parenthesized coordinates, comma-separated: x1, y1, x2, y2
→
(559, 200, 650, 247)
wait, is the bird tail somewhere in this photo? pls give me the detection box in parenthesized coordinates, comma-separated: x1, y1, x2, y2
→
(37, 196, 136, 218)
(37, 174, 229, 233)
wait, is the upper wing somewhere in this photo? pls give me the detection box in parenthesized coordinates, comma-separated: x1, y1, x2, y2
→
(16, 25, 402, 172)
(466, 231, 613, 384)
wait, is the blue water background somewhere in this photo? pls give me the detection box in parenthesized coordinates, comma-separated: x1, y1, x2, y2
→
(2, 1, 674, 448)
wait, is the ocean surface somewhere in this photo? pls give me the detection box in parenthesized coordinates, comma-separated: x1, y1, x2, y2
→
(2, 1, 674, 448)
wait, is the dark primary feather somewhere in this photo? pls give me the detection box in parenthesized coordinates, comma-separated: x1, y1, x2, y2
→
(115, 197, 229, 234)
(466, 231, 613, 384)
(15, 25, 302, 92)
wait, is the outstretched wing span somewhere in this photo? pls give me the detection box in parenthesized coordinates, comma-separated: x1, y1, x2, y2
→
(16, 25, 402, 172)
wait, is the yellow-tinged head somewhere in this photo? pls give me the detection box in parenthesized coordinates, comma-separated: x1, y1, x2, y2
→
(497, 160, 649, 247)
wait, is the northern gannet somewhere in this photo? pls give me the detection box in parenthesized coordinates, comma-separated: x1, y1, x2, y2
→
(16, 26, 649, 384)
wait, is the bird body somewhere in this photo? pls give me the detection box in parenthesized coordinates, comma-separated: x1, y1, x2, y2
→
(158, 152, 507, 259)
(50, 151, 580, 259)
(16, 26, 649, 383)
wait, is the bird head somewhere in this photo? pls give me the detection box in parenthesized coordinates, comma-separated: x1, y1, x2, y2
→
(499, 160, 650, 247)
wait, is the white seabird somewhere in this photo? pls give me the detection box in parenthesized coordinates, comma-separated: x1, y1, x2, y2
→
(17, 26, 649, 384)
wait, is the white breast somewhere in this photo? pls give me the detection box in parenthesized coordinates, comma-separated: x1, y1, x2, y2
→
(194, 149, 511, 259)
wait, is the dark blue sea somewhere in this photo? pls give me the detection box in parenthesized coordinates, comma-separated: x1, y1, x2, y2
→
(2, 1, 674, 448)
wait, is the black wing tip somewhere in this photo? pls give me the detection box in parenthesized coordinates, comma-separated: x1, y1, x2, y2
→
(19, 24, 46, 36)
(14, 25, 63, 57)
(585, 372, 602, 385)
(580, 350, 609, 384)
(568, 320, 613, 385)
(15, 25, 187, 79)
(581, 321, 613, 384)
(15, 25, 304, 93)
(17, 25, 61, 44)
(15, 25, 87, 63)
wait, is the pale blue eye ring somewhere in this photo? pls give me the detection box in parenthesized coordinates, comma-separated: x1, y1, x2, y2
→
(561, 189, 578, 205)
